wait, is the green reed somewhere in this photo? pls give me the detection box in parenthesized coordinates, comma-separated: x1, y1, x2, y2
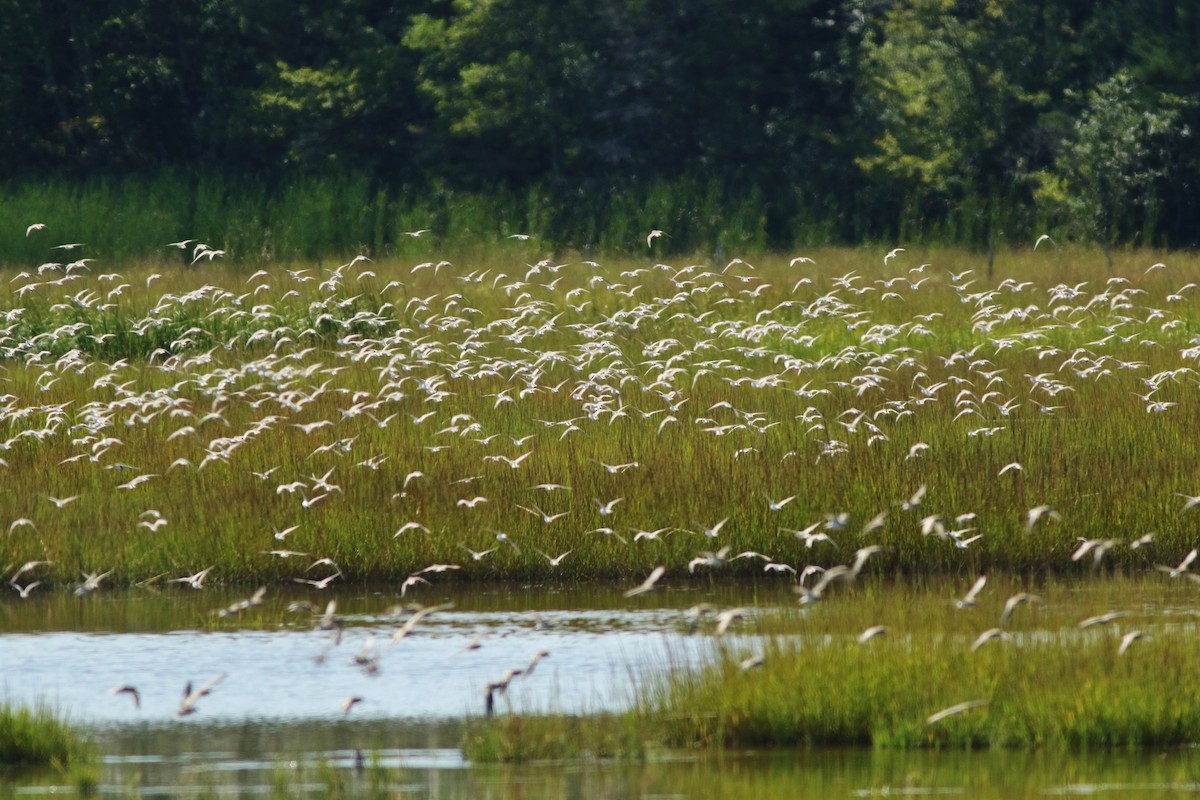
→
(648, 582, 1200, 749)
(0, 702, 90, 768)
(464, 575, 1200, 756)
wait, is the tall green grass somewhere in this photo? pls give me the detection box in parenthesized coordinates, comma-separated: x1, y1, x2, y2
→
(468, 576, 1200, 756)
(0, 172, 781, 266)
(0, 702, 89, 767)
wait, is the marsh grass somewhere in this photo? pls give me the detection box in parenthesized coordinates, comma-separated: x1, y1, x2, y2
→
(0, 702, 90, 768)
(467, 576, 1200, 757)
(462, 713, 647, 762)
(651, 628, 1200, 750)
(1, 247, 1200, 587)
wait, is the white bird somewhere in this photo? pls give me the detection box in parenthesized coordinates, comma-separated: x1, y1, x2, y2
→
(999, 592, 1039, 625)
(714, 607, 747, 635)
(1118, 630, 1148, 656)
(175, 673, 227, 718)
(273, 525, 300, 541)
(1034, 234, 1055, 250)
(11, 580, 41, 599)
(169, 566, 214, 589)
(787, 522, 835, 549)
(459, 544, 498, 561)
(857, 625, 888, 644)
(592, 459, 639, 474)
(795, 564, 850, 604)
(926, 699, 988, 725)
(1130, 532, 1155, 549)
(7, 519, 37, 535)
(901, 484, 926, 511)
(25, 223, 46, 236)
(849, 545, 883, 579)
(624, 565, 666, 597)
(954, 575, 988, 609)
(400, 575, 429, 597)
(76, 569, 113, 596)
(1156, 548, 1198, 578)
(646, 230, 666, 248)
(763, 492, 796, 511)
(883, 247, 906, 264)
(1175, 493, 1200, 513)
(394, 521, 432, 537)
(594, 497, 624, 515)
(456, 496, 489, 509)
(905, 442, 930, 460)
(534, 549, 573, 567)
(1078, 611, 1128, 629)
(45, 494, 80, 509)
(970, 628, 1011, 651)
(1071, 538, 1118, 567)
(696, 517, 729, 539)
(1025, 505, 1060, 531)
(516, 504, 568, 524)
(740, 654, 766, 671)
(632, 527, 673, 542)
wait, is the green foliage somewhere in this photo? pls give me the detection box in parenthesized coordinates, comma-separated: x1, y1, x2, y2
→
(0, 702, 90, 767)
(642, 576, 1200, 751)
(463, 714, 647, 762)
(1035, 71, 1184, 252)
(0, 1, 1197, 250)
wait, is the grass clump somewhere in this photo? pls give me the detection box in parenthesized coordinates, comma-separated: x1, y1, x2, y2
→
(0, 702, 90, 768)
(649, 618, 1200, 750)
(462, 713, 647, 763)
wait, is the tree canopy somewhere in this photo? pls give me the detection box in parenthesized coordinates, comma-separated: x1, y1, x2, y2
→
(1, 0, 1196, 251)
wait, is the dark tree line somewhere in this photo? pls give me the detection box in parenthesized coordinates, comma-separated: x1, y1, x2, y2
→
(1, 0, 1196, 250)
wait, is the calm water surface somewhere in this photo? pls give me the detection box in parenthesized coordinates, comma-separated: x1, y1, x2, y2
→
(3, 578, 1200, 798)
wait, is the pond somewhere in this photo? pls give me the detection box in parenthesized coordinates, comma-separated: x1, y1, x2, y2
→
(3, 578, 1199, 798)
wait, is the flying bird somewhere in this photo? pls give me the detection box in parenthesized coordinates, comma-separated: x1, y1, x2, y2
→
(624, 565, 666, 598)
(954, 575, 988, 609)
(926, 699, 988, 725)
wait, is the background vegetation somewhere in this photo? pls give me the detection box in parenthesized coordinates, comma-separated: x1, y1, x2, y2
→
(0, 1, 1194, 262)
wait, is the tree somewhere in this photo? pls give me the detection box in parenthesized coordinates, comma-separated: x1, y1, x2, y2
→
(1036, 71, 1183, 264)
(856, 0, 1087, 263)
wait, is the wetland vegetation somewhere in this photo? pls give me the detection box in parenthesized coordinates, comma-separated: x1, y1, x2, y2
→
(0, 702, 89, 770)
(2, 246, 1200, 590)
(5, 238, 1200, 765)
(5, 2, 1200, 795)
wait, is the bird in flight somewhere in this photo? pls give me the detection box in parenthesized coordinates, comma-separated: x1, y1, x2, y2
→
(624, 565, 666, 597)
(175, 674, 227, 718)
(954, 575, 988, 609)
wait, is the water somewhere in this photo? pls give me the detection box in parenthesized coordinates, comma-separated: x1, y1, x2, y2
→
(0, 583, 774, 724)
(4, 579, 1200, 798)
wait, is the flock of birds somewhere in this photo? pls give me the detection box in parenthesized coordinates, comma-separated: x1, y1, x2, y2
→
(5, 224, 1200, 723)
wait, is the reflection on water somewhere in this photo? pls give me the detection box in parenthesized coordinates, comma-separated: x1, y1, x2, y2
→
(7, 725, 1200, 799)
(5, 577, 1200, 798)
